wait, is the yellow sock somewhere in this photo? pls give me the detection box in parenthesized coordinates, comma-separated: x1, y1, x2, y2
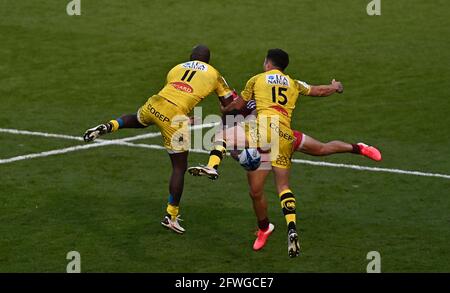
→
(279, 189, 296, 230)
(166, 204, 179, 221)
(109, 120, 120, 132)
(207, 140, 227, 169)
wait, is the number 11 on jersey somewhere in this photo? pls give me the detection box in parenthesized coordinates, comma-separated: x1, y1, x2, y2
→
(181, 70, 197, 82)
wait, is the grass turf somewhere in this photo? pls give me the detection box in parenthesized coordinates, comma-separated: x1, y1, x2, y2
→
(0, 0, 449, 272)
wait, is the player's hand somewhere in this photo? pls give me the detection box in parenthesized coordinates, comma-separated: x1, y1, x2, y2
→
(219, 104, 227, 113)
(83, 123, 110, 142)
(331, 79, 344, 93)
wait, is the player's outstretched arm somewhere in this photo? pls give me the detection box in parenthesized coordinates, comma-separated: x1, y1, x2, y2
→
(308, 79, 344, 97)
(220, 95, 246, 113)
(83, 113, 147, 142)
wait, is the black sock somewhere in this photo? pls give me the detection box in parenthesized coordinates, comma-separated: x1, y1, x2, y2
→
(288, 222, 296, 231)
(351, 144, 361, 154)
(258, 218, 270, 231)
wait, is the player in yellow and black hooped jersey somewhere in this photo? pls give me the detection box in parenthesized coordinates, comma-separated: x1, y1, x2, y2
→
(83, 45, 233, 234)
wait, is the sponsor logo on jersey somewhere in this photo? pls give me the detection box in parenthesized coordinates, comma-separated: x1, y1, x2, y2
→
(269, 105, 289, 117)
(170, 82, 193, 93)
(270, 122, 294, 141)
(266, 74, 290, 86)
(147, 105, 170, 123)
(181, 61, 207, 71)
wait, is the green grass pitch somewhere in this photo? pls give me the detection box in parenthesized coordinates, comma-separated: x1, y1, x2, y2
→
(0, 0, 449, 272)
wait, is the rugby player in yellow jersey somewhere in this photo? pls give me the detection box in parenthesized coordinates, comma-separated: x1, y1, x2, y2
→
(188, 49, 382, 257)
(83, 45, 234, 234)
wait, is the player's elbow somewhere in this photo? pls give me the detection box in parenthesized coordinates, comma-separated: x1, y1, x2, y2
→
(319, 89, 331, 97)
(309, 87, 321, 97)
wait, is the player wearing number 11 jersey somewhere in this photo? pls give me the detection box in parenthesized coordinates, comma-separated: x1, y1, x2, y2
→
(83, 45, 234, 234)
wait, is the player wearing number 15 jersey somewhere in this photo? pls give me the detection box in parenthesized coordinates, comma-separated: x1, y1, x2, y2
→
(83, 45, 233, 234)
(189, 48, 382, 257)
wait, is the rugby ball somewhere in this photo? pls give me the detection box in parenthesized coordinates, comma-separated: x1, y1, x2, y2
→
(238, 148, 261, 171)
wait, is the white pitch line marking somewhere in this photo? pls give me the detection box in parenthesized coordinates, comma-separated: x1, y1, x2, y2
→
(291, 159, 450, 180)
(0, 128, 84, 141)
(0, 140, 114, 164)
(0, 128, 159, 142)
(0, 127, 449, 180)
(0, 123, 217, 164)
(112, 122, 220, 143)
(0, 122, 219, 143)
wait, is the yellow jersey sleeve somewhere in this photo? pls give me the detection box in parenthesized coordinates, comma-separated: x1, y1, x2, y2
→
(241, 75, 260, 101)
(215, 75, 233, 98)
(295, 80, 311, 96)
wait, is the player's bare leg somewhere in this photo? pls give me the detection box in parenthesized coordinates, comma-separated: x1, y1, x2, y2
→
(247, 169, 275, 251)
(273, 167, 300, 258)
(83, 113, 147, 142)
(161, 151, 188, 234)
(296, 133, 382, 161)
(188, 124, 247, 180)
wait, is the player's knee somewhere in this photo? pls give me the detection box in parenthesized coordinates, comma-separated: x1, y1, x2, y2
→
(176, 164, 187, 174)
(315, 143, 328, 156)
(173, 162, 187, 174)
(249, 189, 263, 200)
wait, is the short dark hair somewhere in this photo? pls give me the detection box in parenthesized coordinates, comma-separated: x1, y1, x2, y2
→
(266, 48, 289, 70)
(190, 44, 210, 63)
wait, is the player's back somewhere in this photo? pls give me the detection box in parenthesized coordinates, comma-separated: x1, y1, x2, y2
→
(158, 61, 230, 114)
(241, 69, 310, 127)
